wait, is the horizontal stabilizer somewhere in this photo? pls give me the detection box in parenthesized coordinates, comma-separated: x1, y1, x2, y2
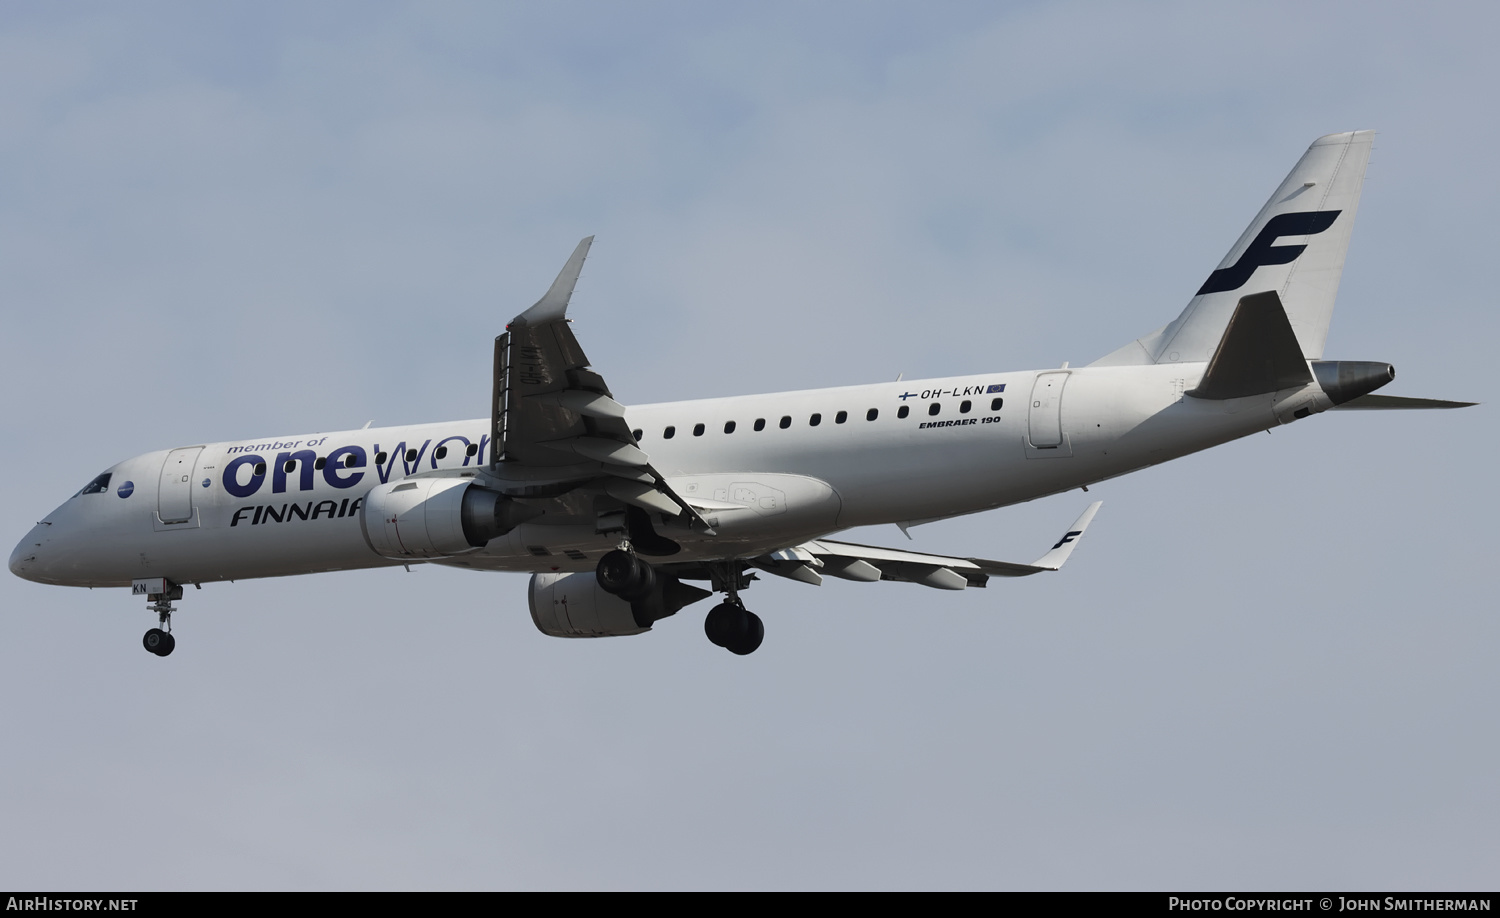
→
(1335, 394, 1479, 410)
(1188, 291, 1312, 399)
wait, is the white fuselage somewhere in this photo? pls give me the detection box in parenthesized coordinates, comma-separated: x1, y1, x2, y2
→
(10, 361, 1320, 589)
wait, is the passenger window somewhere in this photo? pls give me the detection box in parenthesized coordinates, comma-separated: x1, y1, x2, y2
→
(835, 411, 847, 424)
(404, 449, 417, 462)
(346, 453, 359, 467)
(810, 413, 822, 427)
(254, 461, 268, 475)
(928, 403, 941, 416)
(283, 460, 297, 472)
(754, 418, 766, 431)
(466, 443, 479, 456)
(632, 429, 643, 442)
(434, 446, 448, 460)
(693, 423, 705, 437)
(960, 400, 971, 414)
(897, 406, 909, 419)
(374, 453, 386, 465)
(991, 397, 1004, 411)
(315, 457, 327, 470)
(664, 426, 676, 440)
(724, 421, 736, 434)
(866, 408, 878, 421)
(779, 416, 791, 429)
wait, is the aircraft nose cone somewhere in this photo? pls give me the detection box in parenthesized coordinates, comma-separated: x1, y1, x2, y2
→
(9, 520, 61, 584)
(10, 529, 42, 581)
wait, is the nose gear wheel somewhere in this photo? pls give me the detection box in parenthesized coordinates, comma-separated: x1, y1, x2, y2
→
(143, 628, 175, 656)
(140, 580, 182, 657)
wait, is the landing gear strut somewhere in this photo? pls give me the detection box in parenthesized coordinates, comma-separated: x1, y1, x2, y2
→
(595, 550, 766, 655)
(140, 580, 182, 657)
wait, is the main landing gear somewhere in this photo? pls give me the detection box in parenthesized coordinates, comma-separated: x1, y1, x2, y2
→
(703, 559, 762, 655)
(596, 547, 657, 602)
(140, 580, 182, 657)
(704, 600, 764, 656)
(595, 549, 764, 655)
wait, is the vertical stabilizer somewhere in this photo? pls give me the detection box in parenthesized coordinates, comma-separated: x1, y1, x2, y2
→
(1092, 131, 1373, 367)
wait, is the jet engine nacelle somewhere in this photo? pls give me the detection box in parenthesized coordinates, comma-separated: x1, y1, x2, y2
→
(529, 570, 712, 638)
(360, 478, 536, 560)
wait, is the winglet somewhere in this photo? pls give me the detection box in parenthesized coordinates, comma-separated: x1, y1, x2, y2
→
(1029, 501, 1103, 570)
(510, 236, 594, 327)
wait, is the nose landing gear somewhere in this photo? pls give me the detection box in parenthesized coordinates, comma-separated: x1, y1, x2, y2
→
(143, 627, 175, 656)
(136, 579, 183, 657)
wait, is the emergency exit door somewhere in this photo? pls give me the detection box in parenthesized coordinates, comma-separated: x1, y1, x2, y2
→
(1028, 372, 1068, 448)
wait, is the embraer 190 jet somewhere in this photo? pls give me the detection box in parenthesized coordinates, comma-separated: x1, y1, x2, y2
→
(9, 131, 1473, 657)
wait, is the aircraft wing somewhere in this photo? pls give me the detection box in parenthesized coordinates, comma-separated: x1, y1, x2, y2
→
(490, 237, 713, 533)
(748, 501, 1103, 589)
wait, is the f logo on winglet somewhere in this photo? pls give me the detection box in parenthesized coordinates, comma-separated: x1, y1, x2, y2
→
(1051, 530, 1082, 550)
(1196, 210, 1341, 296)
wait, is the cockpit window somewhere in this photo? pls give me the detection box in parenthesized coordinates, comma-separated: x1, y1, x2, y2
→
(75, 473, 112, 497)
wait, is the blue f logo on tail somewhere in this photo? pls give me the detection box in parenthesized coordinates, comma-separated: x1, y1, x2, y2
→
(1196, 210, 1341, 296)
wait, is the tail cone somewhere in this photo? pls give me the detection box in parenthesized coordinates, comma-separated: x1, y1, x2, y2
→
(1311, 361, 1396, 405)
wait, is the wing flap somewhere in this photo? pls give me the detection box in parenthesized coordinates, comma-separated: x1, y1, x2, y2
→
(549, 390, 627, 420)
(605, 479, 683, 516)
(540, 436, 651, 467)
(756, 501, 1104, 590)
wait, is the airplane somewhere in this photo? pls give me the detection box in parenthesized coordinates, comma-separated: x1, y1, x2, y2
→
(8, 130, 1475, 658)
